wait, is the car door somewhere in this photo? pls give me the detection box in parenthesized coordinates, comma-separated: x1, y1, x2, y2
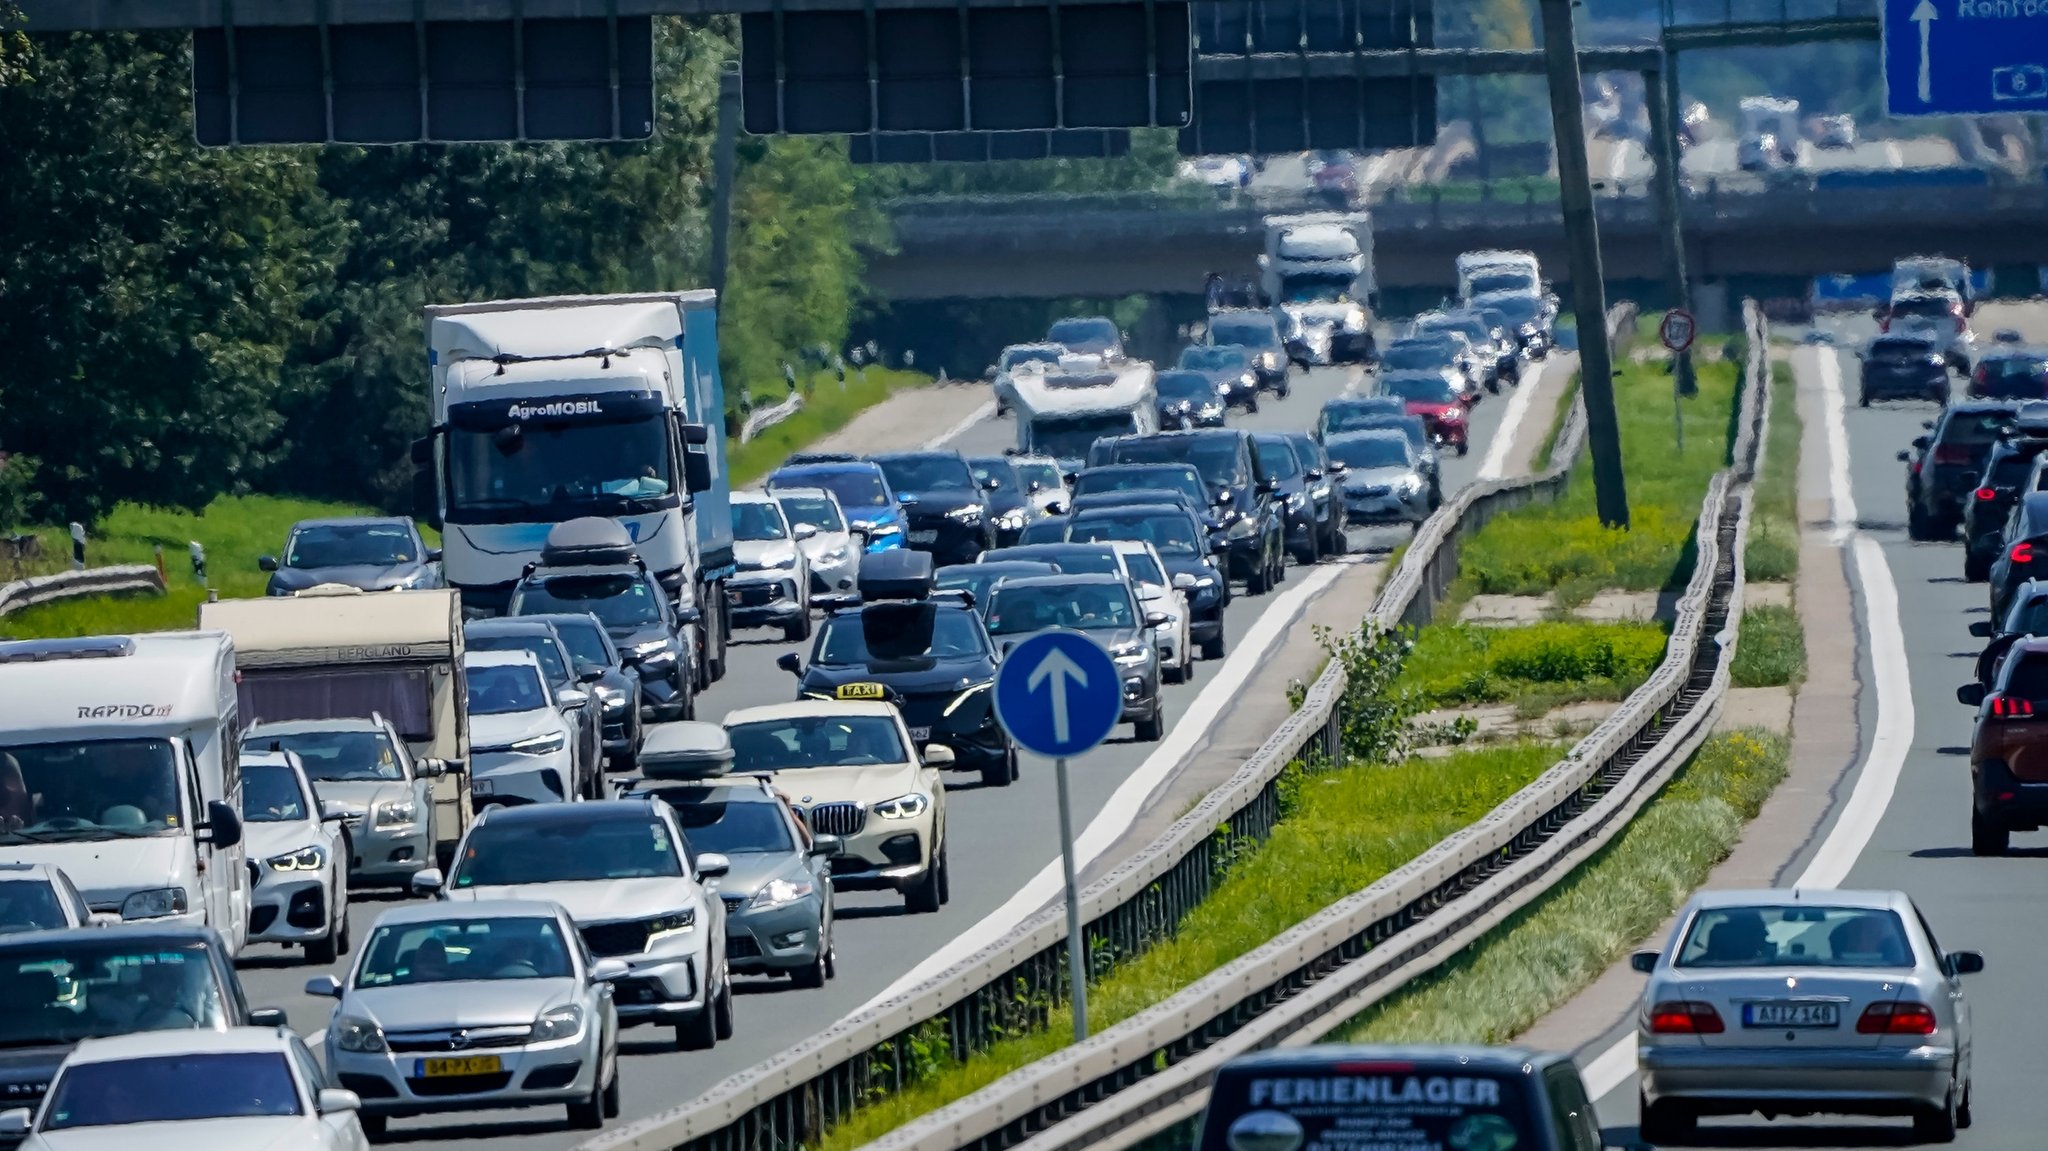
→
(289, 1034, 362, 1150)
(1912, 903, 1971, 1081)
(182, 742, 237, 945)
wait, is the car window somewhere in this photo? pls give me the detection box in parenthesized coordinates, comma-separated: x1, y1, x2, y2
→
(987, 583, 1137, 634)
(355, 915, 576, 986)
(1676, 905, 1913, 968)
(1069, 514, 1199, 556)
(1118, 549, 1166, 585)
(240, 762, 310, 823)
(42, 1052, 303, 1130)
(465, 663, 549, 715)
(1911, 906, 1947, 968)
(1989, 453, 2034, 488)
(0, 937, 227, 1046)
(777, 494, 846, 533)
(731, 501, 789, 542)
(2002, 652, 2048, 698)
(0, 878, 70, 934)
(1156, 373, 1215, 402)
(252, 729, 405, 782)
(288, 1035, 328, 1093)
(876, 454, 976, 492)
(452, 817, 684, 888)
(1380, 343, 1453, 372)
(1208, 316, 1279, 348)
(285, 524, 416, 569)
(1178, 346, 1247, 372)
(1382, 376, 1462, 405)
(666, 796, 797, 855)
(512, 573, 663, 628)
(728, 715, 909, 771)
(1327, 436, 1414, 470)
(968, 459, 1024, 495)
(542, 618, 614, 672)
(1937, 410, 2017, 447)
(467, 634, 571, 685)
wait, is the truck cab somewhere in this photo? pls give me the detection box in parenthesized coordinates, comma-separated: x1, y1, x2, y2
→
(1258, 213, 1376, 366)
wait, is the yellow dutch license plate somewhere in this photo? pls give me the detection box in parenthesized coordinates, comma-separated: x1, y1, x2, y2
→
(836, 683, 886, 700)
(418, 1055, 503, 1078)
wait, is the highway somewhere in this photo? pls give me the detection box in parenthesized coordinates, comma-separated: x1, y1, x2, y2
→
(239, 345, 1560, 1149)
(1577, 300, 2048, 1146)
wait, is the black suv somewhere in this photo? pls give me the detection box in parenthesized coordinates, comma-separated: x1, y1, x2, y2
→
(1087, 430, 1288, 595)
(508, 518, 697, 718)
(1964, 430, 2048, 581)
(1254, 432, 1343, 564)
(870, 451, 994, 566)
(777, 552, 1015, 787)
(1204, 310, 1291, 395)
(1061, 502, 1229, 660)
(1860, 333, 1950, 406)
(1901, 401, 2022, 540)
(1987, 490, 2048, 621)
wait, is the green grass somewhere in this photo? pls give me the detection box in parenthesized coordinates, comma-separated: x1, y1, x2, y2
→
(1335, 728, 1790, 1045)
(727, 368, 929, 487)
(1, 495, 403, 639)
(1745, 361, 1802, 583)
(1458, 355, 1741, 605)
(1402, 620, 1669, 714)
(812, 741, 1567, 1151)
(1731, 603, 1807, 689)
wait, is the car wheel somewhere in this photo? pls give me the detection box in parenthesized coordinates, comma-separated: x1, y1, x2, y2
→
(1201, 634, 1227, 660)
(360, 1113, 388, 1141)
(713, 976, 734, 1040)
(1956, 1080, 1974, 1129)
(1965, 552, 1991, 582)
(906, 845, 945, 914)
(793, 925, 829, 989)
(1136, 709, 1164, 743)
(306, 887, 340, 966)
(567, 1070, 605, 1129)
(937, 840, 951, 905)
(981, 751, 1014, 788)
(602, 1056, 622, 1119)
(1907, 504, 1932, 542)
(1914, 1085, 1959, 1143)
(1455, 441, 1469, 457)
(1246, 561, 1271, 596)
(1970, 810, 2009, 856)
(1860, 390, 1872, 407)
(1637, 1093, 1692, 1144)
(1181, 651, 1197, 682)
(1275, 376, 1290, 399)
(675, 1004, 717, 1051)
(1245, 395, 1259, 414)
(783, 612, 812, 643)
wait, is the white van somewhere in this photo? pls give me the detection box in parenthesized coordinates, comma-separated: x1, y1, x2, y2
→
(0, 633, 251, 952)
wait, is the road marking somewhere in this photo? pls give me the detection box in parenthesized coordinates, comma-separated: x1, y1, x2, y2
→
(1815, 348, 1858, 543)
(308, 1028, 326, 1046)
(1580, 345, 1913, 1104)
(860, 560, 1354, 1009)
(1475, 357, 1557, 481)
(924, 400, 999, 449)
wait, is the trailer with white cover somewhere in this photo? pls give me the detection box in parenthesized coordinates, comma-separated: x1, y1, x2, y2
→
(1258, 213, 1377, 365)
(1009, 361, 1159, 469)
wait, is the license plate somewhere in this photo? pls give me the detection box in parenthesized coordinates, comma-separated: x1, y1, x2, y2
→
(471, 779, 495, 797)
(908, 726, 932, 741)
(1743, 1002, 1840, 1028)
(418, 1055, 502, 1077)
(908, 530, 939, 544)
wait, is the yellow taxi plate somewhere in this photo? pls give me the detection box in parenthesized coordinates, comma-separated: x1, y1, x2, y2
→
(419, 1055, 503, 1078)
(835, 683, 887, 700)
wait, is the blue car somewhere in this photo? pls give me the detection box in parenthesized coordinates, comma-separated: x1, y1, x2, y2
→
(768, 454, 907, 555)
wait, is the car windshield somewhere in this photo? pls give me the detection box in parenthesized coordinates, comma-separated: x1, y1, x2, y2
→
(1480, 293, 1544, 324)
(777, 494, 846, 534)
(355, 915, 575, 987)
(511, 573, 662, 628)
(815, 606, 988, 664)
(0, 880, 66, 935)
(467, 633, 570, 685)
(1074, 467, 1207, 506)
(1871, 338, 1937, 360)
(732, 501, 788, 542)
(1328, 436, 1414, 469)
(1030, 413, 1141, 462)
(1381, 343, 1455, 372)
(1255, 437, 1303, 480)
(938, 565, 1051, 603)
(0, 938, 225, 1047)
(1208, 316, 1279, 349)
(1469, 269, 1536, 296)
(0, 738, 181, 845)
(41, 1052, 301, 1130)
(1003, 347, 1062, 371)
(1279, 274, 1354, 305)
(1015, 461, 1064, 493)
(285, 523, 415, 568)
(250, 729, 404, 782)
(1104, 437, 1246, 488)
(877, 454, 976, 492)
(1156, 373, 1214, 402)
(1383, 376, 1461, 405)
(1048, 318, 1118, 354)
(1419, 315, 1490, 344)
(987, 583, 1137, 634)
(1178, 346, 1248, 373)
(454, 815, 684, 888)
(774, 468, 889, 510)
(967, 459, 1023, 496)
(240, 762, 309, 823)
(1891, 295, 1955, 319)
(1677, 905, 1913, 968)
(729, 715, 909, 770)
(1986, 356, 2048, 380)
(465, 663, 549, 716)
(534, 617, 613, 673)
(1119, 549, 1166, 585)
(446, 410, 673, 520)
(1939, 410, 2018, 447)
(1069, 513, 1201, 556)
(667, 797, 795, 855)
(1322, 405, 1405, 436)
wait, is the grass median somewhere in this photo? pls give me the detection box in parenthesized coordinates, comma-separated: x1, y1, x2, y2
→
(813, 739, 1566, 1151)
(1335, 728, 1791, 1045)
(1745, 361, 1802, 583)
(1403, 619, 1669, 717)
(728, 368, 928, 487)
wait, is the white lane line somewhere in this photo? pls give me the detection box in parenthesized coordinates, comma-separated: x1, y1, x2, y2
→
(1475, 357, 1556, 481)
(1581, 346, 1913, 1103)
(309, 1028, 326, 1046)
(860, 560, 1354, 1009)
(1816, 348, 1858, 543)
(924, 399, 998, 449)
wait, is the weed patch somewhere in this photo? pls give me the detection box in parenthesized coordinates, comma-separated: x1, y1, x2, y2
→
(1731, 603, 1806, 688)
(1745, 361, 1802, 582)
(1402, 620, 1668, 708)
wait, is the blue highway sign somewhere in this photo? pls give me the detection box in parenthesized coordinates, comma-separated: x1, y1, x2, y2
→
(993, 631, 1124, 759)
(1884, 0, 2048, 117)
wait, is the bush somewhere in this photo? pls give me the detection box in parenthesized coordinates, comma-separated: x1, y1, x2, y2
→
(0, 454, 40, 528)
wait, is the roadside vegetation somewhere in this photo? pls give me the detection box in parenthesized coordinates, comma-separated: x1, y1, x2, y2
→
(1732, 603, 1807, 688)
(727, 368, 929, 486)
(1336, 729, 1790, 1044)
(1402, 619, 1669, 714)
(1745, 361, 1802, 582)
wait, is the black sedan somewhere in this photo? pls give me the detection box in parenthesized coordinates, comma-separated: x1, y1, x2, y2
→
(967, 455, 1037, 547)
(870, 451, 994, 565)
(1963, 434, 2048, 581)
(1156, 369, 1228, 429)
(1253, 432, 1340, 564)
(1060, 504, 1229, 660)
(1178, 345, 1262, 413)
(1901, 401, 2022, 540)
(1860, 334, 1951, 406)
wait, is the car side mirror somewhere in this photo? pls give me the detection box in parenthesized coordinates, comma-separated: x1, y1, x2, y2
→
(1043, 502, 1065, 516)
(1256, 479, 1279, 495)
(794, 524, 818, 541)
(1970, 620, 1995, 638)
(1947, 950, 1985, 976)
(1210, 538, 1229, 554)
(258, 555, 280, 572)
(1173, 572, 1198, 590)
(924, 743, 956, 768)
(1912, 436, 1931, 450)
(249, 1006, 290, 1027)
(579, 667, 605, 684)
(1629, 951, 1659, 974)
(0, 1110, 30, 1137)
(315, 1088, 361, 1116)
(811, 833, 844, 857)
(200, 800, 242, 849)
(1957, 683, 1987, 706)
(411, 868, 445, 897)
(86, 912, 122, 928)
(415, 757, 450, 779)
(304, 974, 343, 999)
(556, 688, 590, 709)
(674, 605, 702, 626)
(1304, 468, 1323, 481)
(777, 652, 803, 676)
(1145, 611, 1171, 629)
(427, 547, 443, 562)
(1898, 450, 1912, 463)
(697, 852, 731, 881)
(897, 493, 913, 504)
(983, 477, 1003, 491)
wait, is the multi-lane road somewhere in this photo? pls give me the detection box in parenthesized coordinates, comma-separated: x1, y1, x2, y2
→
(1572, 300, 2048, 1146)
(239, 345, 1565, 1149)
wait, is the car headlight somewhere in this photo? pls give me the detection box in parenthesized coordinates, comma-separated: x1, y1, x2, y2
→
(997, 509, 1027, 532)
(646, 909, 697, 943)
(121, 887, 188, 920)
(818, 546, 849, 564)
(1111, 643, 1149, 665)
(873, 793, 931, 820)
(943, 680, 994, 716)
(267, 845, 327, 872)
(509, 732, 567, 756)
(1520, 322, 1541, 336)
(1286, 492, 1307, 512)
(530, 1004, 585, 1043)
(1193, 575, 1217, 588)
(1397, 476, 1425, 495)
(946, 505, 983, 523)
(1342, 308, 1368, 332)
(749, 877, 816, 910)
(374, 798, 418, 827)
(1226, 512, 1258, 538)
(1260, 352, 1280, 371)
(334, 1017, 387, 1053)
(630, 640, 677, 670)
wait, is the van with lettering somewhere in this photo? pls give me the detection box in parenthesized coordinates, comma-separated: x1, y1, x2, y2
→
(198, 586, 471, 869)
(0, 634, 251, 953)
(1198, 1045, 1604, 1151)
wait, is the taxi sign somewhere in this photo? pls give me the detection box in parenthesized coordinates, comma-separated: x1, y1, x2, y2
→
(835, 683, 888, 700)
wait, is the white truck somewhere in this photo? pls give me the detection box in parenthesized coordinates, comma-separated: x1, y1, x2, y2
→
(0, 633, 252, 951)
(1010, 362, 1159, 470)
(1739, 96, 1801, 166)
(1258, 213, 1377, 365)
(415, 291, 732, 686)
(198, 586, 471, 870)
(1456, 250, 1543, 302)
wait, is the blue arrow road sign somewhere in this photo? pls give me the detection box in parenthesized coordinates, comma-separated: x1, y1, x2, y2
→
(993, 631, 1124, 758)
(1885, 0, 2048, 117)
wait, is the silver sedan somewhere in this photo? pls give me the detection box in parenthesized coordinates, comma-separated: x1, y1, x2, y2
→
(1632, 888, 1982, 1143)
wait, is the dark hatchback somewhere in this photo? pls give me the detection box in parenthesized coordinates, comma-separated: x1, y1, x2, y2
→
(1254, 432, 1343, 564)
(1987, 490, 2048, 621)
(1859, 333, 1950, 406)
(1177, 344, 1261, 412)
(1902, 400, 2021, 540)
(1968, 347, 2048, 401)
(512, 611, 644, 770)
(1205, 311, 1290, 394)
(871, 451, 994, 565)
(260, 516, 440, 596)
(1062, 504, 1229, 659)
(1086, 430, 1288, 595)
(965, 456, 1035, 547)
(1963, 429, 2048, 581)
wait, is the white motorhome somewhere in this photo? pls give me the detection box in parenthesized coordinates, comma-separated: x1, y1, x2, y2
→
(1456, 250, 1542, 302)
(1258, 214, 1377, 365)
(1739, 96, 1801, 164)
(1011, 362, 1159, 470)
(417, 292, 730, 686)
(0, 633, 252, 951)
(197, 586, 470, 868)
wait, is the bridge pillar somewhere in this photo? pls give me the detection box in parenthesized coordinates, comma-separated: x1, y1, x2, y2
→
(1689, 278, 1731, 334)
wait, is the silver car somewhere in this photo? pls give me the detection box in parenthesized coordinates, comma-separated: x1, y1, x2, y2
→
(774, 486, 862, 601)
(240, 749, 350, 964)
(464, 651, 583, 808)
(307, 899, 621, 1138)
(245, 718, 445, 887)
(1632, 888, 1982, 1143)
(1325, 431, 1432, 527)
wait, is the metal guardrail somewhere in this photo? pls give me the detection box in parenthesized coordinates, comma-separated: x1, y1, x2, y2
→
(853, 300, 1772, 1151)
(740, 394, 805, 443)
(581, 303, 1639, 1151)
(0, 565, 166, 619)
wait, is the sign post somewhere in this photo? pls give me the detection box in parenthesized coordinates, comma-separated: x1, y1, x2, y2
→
(1660, 308, 1698, 452)
(1883, 0, 2048, 117)
(993, 630, 1123, 1042)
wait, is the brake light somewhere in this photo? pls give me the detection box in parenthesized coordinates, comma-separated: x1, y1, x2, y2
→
(1857, 1001, 1938, 1035)
(1934, 445, 1972, 466)
(1649, 1001, 1725, 1034)
(1977, 487, 1998, 501)
(2013, 541, 2035, 564)
(1991, 695, 2034, 718)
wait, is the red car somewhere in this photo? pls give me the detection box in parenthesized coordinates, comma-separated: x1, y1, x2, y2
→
(1378, 370, 1471, 456)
